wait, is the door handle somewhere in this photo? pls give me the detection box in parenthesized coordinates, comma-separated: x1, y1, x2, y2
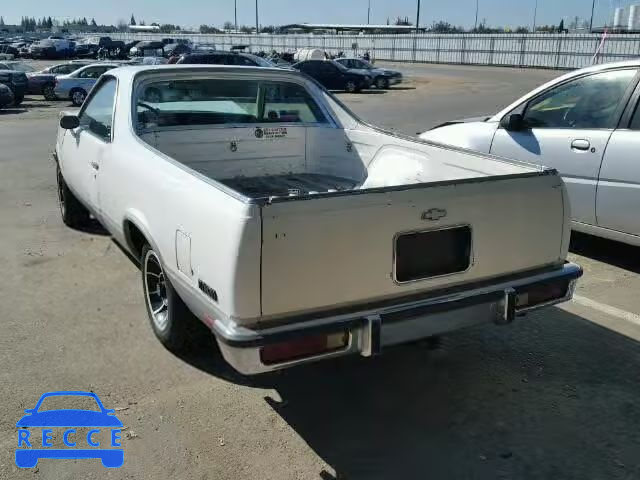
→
(89, 161, 99, 171)
(571, 139, 591, 151)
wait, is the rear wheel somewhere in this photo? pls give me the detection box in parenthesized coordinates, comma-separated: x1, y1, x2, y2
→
(345, 80, 358, 93)
(70, 88, 87, 106)
(375, 77, 389, 89)
(43, 83, 57, 100)
(57, 165, 91, 228)
(142, 245, 199, 352)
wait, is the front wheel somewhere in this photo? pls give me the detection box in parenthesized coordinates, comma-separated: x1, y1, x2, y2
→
(12, 93, 24, 106)
(142, 245, 199, 352)
(57, 165, 91, 228)
(43, 83, 57, 100)
(71, 88, 87, 106)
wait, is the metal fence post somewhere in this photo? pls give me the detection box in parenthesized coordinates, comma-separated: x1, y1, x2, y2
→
(519, 35, 527, 67)
(489, 36, 496, 66)
(555, 35, 563, 69)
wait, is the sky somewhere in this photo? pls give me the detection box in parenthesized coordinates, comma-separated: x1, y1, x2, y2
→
(2, 0, 638, 30)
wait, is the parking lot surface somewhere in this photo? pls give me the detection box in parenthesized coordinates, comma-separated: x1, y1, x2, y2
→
(1, 61, 640, 480)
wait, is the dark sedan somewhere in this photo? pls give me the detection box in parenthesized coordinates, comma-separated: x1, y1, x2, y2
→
(335, 57, 403, 89)
(291, 60, 372, 93)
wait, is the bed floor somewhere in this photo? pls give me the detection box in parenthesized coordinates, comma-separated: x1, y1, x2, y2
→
(221, 173, 357, 199)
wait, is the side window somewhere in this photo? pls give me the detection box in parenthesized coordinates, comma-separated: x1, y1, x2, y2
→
(631, 101, 640, 130)
(523, 69, 638, 130)
(79, 77, 117, 141)
(49, 65, 62, 74)
(263, 82, 328, 124)
(234, 56, 256, 66)
(78, 67, 100, 79)
(319, 63, 336, 75)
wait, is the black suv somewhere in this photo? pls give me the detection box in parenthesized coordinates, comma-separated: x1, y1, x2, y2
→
(174, 51, 274, 67)
(0, 69, 27, 105)
(291, 60, 372, 93)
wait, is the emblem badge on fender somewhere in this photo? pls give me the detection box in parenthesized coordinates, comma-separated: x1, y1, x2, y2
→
(254, 127, 264, 139)
(422, 208, 447, 221)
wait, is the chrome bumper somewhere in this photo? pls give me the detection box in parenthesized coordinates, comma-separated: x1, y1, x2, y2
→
(213, 263, 582, 375)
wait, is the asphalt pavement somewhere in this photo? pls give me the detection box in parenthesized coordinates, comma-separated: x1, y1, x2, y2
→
(1, 61, 639, 480)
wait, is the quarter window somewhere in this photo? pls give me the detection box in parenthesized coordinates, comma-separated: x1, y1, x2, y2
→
(523, 69, 638, 130)
(630, 100, 640, 130)
(79, 77, 117, 141)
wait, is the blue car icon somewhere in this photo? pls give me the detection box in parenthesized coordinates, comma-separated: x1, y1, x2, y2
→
(15, 391, 123, 468)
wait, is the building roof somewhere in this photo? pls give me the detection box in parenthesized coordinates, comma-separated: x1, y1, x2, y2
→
(279, 23, 426, 33)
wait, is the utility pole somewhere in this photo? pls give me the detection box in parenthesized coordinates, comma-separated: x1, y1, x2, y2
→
(589, 0, 596, 32)
(234, 0, 238, 33)
(367, 0, 371, 24)
(416, 0, 421, 33)
(474, 0, 479, 31)
(532, 0, 538, 32)
(255, 0, 259, 33)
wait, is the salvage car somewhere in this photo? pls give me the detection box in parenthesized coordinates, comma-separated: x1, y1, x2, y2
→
(292, 59, 373, 93)
(54, 63, 119, 106)
(0, 68, 27, 105)
(335, 57, 403, 89)
(420, 61, 640, 247)
(27, 62, 91, 100)
(54, 65, 581, 374)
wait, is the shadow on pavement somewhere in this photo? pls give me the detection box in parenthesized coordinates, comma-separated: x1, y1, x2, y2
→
(570, 231, 640, 274)
(250, 308, 639, 480)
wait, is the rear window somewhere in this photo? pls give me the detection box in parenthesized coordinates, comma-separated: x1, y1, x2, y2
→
(136, 78, 329, 128)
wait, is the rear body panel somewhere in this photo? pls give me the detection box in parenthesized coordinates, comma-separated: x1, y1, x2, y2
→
(259, 172, 566, 319)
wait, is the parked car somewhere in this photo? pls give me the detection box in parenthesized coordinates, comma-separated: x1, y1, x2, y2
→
(0, 60, 35, 73)
(29, 39, 74, 59)
(54, 65, 581, 374)
(163, 42, 192, 59)
(335, 57, 403, 89)
(0, 83, 14, 108)
(0, 68, 27, 105)
(420, 60, 640, 247)
(174, 51, 273, 66)
(27, 62, 91, 100)
(129, 40, 165, 57)
(54, 63, 119, 106)
(291, 59, 373, 93)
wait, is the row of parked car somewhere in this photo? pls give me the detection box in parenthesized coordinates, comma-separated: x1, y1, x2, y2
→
(0, 50, 404, 108)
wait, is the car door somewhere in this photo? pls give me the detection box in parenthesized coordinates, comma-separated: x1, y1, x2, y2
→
(318, 62, 340, 89)
(595, 90, 640, 235)
(490, 68, 639, 226)
(58, 76, 117, 215)
(77, 66, 109, 91)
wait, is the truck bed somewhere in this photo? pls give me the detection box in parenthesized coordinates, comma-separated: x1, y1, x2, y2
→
(220, 174, 357, 198)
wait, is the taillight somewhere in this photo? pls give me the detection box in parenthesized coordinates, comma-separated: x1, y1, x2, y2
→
(260, 331, 349, 365)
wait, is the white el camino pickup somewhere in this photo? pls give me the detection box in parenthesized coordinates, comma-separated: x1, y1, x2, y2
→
(54, 65, 582, 374)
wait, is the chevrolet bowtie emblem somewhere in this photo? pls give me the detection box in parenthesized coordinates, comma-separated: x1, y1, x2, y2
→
(422, 208, 447, 221)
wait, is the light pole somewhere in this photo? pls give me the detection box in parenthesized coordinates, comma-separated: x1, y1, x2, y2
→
(474, 0, 479, 31)
(234, 0, 238, 33)
(532, 0, 538, 32)
(589, 0, 596, 32)
(255, 0, 259, 33)
(367, 0, 371, 24)
(416, 0, 421, 33)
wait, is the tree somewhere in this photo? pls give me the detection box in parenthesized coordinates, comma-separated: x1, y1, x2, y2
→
(91, 18, 97, 27)
(515, 26, 530, 33)
(47, 17, 53, 29)
(394, 16, 412, 26)
(239, 24, 253, 33)
(117, 19, 128, 31)
(223, 21, 234, 31)
(429, 21, 463, 33)
(130, 14, 136, 26)
(260, 25, 276, 33)
(0, 16, 4, 26)
(558, 19, 565, 33)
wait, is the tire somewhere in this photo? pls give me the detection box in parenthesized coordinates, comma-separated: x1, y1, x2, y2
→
(376, 77, 389, 89)
(142, 245, 199, 352)
(70, 88, 87, 107)
(57, 165, 90, 228)
(345, 80, 357, 93)
(43, 83, 57, 101)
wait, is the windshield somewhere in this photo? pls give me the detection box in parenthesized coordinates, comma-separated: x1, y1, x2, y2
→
(8, 63, 34, 73)
(247, 55, 275, 67)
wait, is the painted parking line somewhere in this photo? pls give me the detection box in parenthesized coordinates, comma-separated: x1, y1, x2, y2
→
(572, 294, 640, 327)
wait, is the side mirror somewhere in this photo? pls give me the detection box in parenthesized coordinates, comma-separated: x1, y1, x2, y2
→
(500, 113, 525, 132)
(60, 115, 79, 130)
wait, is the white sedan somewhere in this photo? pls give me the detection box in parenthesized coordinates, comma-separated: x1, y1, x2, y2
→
(420, 60, 640, 247)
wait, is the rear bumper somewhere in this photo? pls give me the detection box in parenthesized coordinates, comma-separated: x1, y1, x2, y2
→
(213, 262, 582, 374)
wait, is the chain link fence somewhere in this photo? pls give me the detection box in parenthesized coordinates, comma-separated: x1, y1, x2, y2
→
(110, 32, 640, 70)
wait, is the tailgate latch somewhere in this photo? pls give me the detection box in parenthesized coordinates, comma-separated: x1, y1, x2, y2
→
(495, 287, 517, 325)
(361, 315, 382, 357)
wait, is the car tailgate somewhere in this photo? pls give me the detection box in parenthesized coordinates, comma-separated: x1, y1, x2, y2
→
(259, 172, 567, 319)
